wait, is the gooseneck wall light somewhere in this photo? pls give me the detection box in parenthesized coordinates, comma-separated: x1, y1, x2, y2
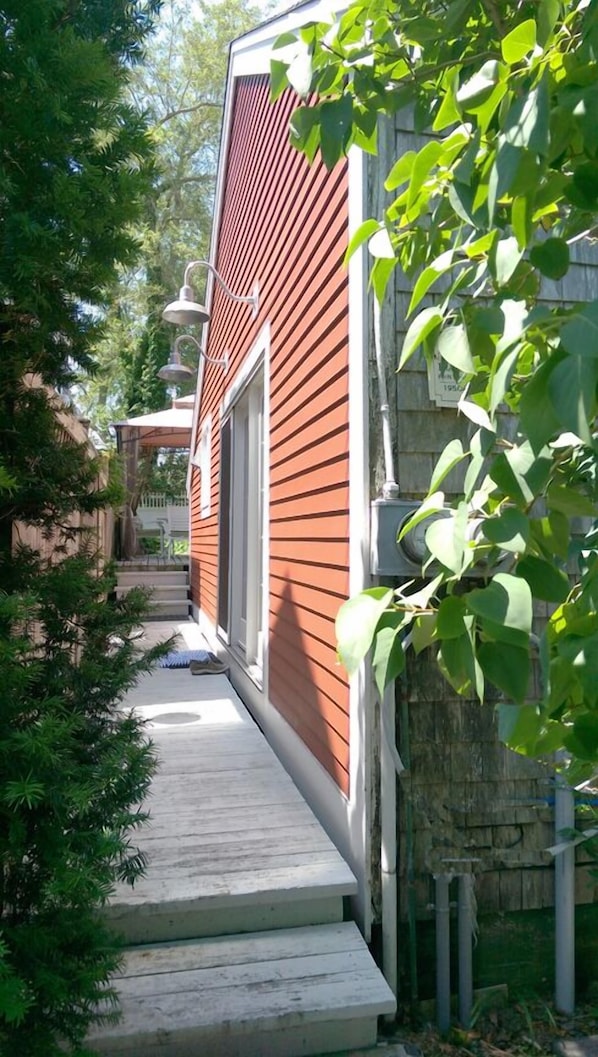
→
(162, 259, 259, 326)
(157, 334, 228, 385)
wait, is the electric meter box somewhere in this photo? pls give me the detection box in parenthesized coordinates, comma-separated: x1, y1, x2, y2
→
(370, 498, 432, 577)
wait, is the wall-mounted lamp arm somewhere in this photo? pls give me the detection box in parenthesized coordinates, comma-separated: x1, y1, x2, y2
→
(174, 333, 228, 370)
(183, 259, 259, 315)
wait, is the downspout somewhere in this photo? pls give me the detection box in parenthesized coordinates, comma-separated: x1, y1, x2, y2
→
(373, 293, 401, 1010)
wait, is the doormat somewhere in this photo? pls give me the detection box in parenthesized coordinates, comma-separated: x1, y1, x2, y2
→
(158, 649, 213, 669)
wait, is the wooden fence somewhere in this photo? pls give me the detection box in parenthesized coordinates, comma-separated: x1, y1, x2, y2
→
(12, 380, 114, 566)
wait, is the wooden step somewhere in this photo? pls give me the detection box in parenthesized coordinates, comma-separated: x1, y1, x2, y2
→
(86, 923, 396, 1056)
(105, 689, 357, 943)
(117, 570, 189, 588)
(116, 585, 189, 600)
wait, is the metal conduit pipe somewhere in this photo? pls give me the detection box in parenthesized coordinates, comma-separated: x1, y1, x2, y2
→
(435, 874, 452, 1033)
(457, 874, 474, 1027)
(381, 684, 399, 1014)
(554, 776, 575, 1013)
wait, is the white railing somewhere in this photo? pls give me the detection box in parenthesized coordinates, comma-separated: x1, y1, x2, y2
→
(138, 493, 187, 510)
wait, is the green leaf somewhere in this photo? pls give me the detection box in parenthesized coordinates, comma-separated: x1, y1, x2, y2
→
(336, 587, 393, 675)
(516, 555, 570, 603)
(385, 151, 416, 191)
(471, 82, 508, 133)
(425, 502, 469, 575)
(286, 48, 313, 97)
(458, 398, 493, 431)
(397, 492, 446, 542)
(492, 236, 524, 286)
(479, 641, 530, 704)
(407, 141, 442, 208)
(504, 81, 550, 155)
(488, 142, 523, 223)
(467, 573, 533, 635)
(498, 702, 543, 751)
(483, 508, 529, 553)
(429, 439, 468, 494)
(411, 613, 437, 654)
(530, 238, 570, 280)
(439, 631, 484, 699)
(437, 595, 467, 639)
(319, 95, 353, 169)
(399, 306, 443, 368)
(289, 106, 321, 162)
(548, 355, 598, 445)
(519, 354, 562, 451)
(371, 257, 396, 303)
(368, 227, 395, 259)
(270, 59, 290, 102)
(531, 240, 566, 285)
(490, 345, 520, 415)
(547, 484, 597, 517)
(344, 219, 383, 265)
(490, 441, 552, 504)
(564, 712, 598, 760)
(456, 60, 501, 108)
(433, 82, 462, 131)
(437, 323, 474, 373)
(530, 512, 570, 562)
(501, 19, 536, 64)
(537, 0, 560, 46)
(372, 613, 406, 697)
(511, 194, 533, 250)
(407, 250, 454, 316)
(560, 301, 598, 359)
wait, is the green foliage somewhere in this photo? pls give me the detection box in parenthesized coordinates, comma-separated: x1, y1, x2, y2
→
(274, 0, 598, 782)
(79, 0, 269, 436)
(0, 1, 173, 1052)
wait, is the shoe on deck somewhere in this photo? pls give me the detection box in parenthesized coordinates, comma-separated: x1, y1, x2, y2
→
(189, 656, 228, 675)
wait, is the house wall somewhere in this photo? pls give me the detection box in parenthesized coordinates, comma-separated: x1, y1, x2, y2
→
(189, 74, 352, 795)
(368, 115, 598, 977)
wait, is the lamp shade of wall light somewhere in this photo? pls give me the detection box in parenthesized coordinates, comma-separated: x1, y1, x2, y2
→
(157, 334, 227, 385)
(162, 259, 258, 326)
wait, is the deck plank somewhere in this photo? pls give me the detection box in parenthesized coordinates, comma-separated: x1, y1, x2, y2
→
(110, 663, 356, 937)
(88, 923, 396, 1055)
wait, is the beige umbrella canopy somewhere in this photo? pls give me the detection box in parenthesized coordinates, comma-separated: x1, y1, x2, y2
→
(112, 404, 193, 449)
(112, 401, 194, 559)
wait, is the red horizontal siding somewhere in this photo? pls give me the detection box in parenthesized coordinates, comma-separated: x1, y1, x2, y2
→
(190, 74, 350, 796)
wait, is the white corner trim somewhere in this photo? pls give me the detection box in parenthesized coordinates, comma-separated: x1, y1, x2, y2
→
(347, 143, 374, 938)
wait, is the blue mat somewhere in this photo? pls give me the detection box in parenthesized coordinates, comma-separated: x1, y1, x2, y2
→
(158, 649, 213, 669)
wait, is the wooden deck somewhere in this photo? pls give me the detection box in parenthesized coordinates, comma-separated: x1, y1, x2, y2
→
(89, 620, 395, 1055)
(107, 661, 357, 941)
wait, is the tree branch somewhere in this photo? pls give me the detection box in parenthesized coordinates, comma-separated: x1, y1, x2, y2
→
(156, 101, 223, 127)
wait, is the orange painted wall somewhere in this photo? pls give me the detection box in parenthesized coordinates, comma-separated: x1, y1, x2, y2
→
(190, 75, 350, 795)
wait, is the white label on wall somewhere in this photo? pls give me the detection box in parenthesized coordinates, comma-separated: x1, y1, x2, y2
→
(428, 357, 462, 408)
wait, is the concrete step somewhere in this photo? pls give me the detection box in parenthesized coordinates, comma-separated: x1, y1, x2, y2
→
(86, 923, 396, 1056)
